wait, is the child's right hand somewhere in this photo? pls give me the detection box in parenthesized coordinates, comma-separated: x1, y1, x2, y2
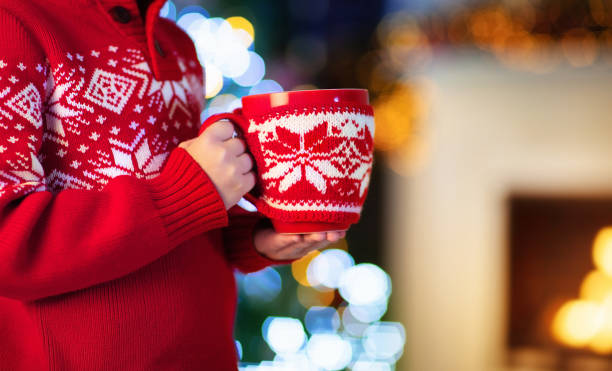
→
(179, 120, 256, 210)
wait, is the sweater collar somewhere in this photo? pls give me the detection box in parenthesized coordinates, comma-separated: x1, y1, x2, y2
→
(94, 0, 178, 80)
(48, 0, 178, 80)
(95, 0, 163, 17)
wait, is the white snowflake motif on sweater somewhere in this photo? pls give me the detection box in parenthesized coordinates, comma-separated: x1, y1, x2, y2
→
(0, 45, 203, 197)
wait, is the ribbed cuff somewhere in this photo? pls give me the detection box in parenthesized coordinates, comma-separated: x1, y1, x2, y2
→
(147, 148, 228, 247)
(225, 212, 296, 273)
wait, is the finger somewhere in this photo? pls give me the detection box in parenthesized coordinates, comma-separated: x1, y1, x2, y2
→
(241, 171, 256, 192)
(204, 120, 235, 140)
(278, 233, 302, 245)
(266, 232, 301, 251)
(303, 233, 326, 243)
(236, 153, 253, 174)
(279, 238, 328, 257)
(178, 138, 195, 149)
(225, 138, 246, 155)
(326, 231, 344, 242)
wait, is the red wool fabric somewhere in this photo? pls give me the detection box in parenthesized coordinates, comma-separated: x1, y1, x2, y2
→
(0, 0, 278, 370)
(242, 104, 375, 228)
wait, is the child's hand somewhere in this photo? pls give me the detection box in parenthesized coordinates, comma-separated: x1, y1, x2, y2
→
(180, 120, 255, 209)
(253, 228, 346, 261)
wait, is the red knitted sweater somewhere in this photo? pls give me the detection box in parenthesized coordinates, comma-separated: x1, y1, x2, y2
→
(0, 1, 277, 369)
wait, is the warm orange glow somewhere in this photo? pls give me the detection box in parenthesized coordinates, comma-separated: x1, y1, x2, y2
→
(561, 28, 599, 68)
(589, 329, 612, 354)
(589, 295, 612, 354)
(552, 300, 603, 348)
(553, 228, 612, 351)
(297, 285, 335, 308)
(226, 16, 254, 48)
(291, 250, 320, 287)
(589, 0, 609, 26)
(580, 270, 612, 302)
(593, 227, 612, 277)
(372, 83, 427, 152)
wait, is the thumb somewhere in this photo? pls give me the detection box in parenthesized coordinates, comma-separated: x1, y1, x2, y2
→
(178, 138, 195, 149)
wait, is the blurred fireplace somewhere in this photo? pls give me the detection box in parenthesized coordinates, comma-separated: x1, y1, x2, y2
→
(508, 196, 612, 370)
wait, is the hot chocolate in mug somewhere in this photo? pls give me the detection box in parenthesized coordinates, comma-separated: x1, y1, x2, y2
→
(199, 89, 375, 234)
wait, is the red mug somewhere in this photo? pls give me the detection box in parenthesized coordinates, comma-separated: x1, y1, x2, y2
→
(199, 89, 375, 234)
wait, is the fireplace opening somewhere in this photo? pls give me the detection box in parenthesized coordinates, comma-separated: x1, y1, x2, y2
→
(508, 196, 612, 370)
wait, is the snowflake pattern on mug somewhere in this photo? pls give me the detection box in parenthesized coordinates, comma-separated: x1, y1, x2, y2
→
(247, 106, 374, 215)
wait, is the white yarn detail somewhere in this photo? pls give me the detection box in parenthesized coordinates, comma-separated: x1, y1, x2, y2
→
(262, 196, 362, 213)
(248, 110, 374, 138)
(250, 109, 374, 196)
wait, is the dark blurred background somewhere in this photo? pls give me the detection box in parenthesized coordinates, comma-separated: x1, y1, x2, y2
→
(165, 0, 612, 370)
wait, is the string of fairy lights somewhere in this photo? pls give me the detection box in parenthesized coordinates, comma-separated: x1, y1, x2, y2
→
(162, 2, 406, 370)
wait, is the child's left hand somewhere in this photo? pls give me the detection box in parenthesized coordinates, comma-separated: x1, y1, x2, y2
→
(253, 228, 346, 261)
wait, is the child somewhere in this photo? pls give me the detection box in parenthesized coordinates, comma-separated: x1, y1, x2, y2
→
(0, 0, 344, 369)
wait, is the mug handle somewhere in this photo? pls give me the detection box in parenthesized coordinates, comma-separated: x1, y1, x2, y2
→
(198, 109, 249, 136)
(198, 110, 261, 211)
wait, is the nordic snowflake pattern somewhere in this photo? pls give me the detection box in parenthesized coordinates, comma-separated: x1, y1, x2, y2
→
(247, 106, 374, 215)
(0, 45, 203, 198)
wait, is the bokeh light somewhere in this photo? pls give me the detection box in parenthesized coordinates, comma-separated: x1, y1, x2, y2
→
(191, 18, 250, 78)
(306, 249, 354, 289)
(177, 7, 209, 31)
(306, 334, 352, 370)
(362, 322, 406, 362)
(593, 227, 612, 277)
(204, 63, 223, 98)
(589, 295, 612, 354)
(338, 263, 391, 306)
(371, 82, 426, 152)
(561, 28, 599, 68)
(272, 352, 318, 370)
(552, 299, 604, 348)
(342, 305, 371, 337)
(304, 306, 341, 334)
(352, 359, 392, 371)
(347, 301, 388, 324)
(235, 340, 243, 361)
(242, 267, 282, 302)
(580, 270, 612, 302)
(552, 227, 612, 354)
(297, 284, 335, 308)
(205, 93, 242, 116)
(180, 9, 269, 103)
(226, 16, 255, 48)
(262, 317, 307, 354)
(233, 52, 266, 87)
(292, 250, 321, 287)
(180, 5, 405, 368)
(249, 80, 284, 96)
(159, 0, 176, 20)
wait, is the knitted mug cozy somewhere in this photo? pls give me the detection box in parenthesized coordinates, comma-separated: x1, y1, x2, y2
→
(200, 90, 375, 233)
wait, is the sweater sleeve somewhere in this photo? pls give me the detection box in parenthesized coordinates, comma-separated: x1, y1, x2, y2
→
(222, 207, 293, 274)
(0, 9, 228, 301)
